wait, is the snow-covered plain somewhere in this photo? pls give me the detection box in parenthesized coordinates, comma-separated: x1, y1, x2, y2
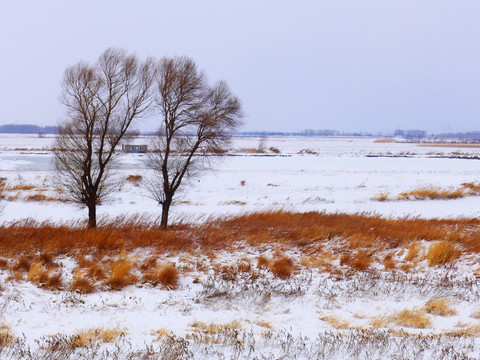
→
(1, 135, 480, 223)
(1, 135, 480, 359)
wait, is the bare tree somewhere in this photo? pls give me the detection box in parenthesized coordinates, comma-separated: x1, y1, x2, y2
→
(54, 48, 155, 228)
(145, 56, 243, 228)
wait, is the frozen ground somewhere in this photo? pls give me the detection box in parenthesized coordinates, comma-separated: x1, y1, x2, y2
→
(1, 135, 480, 359)
(1, 135, 480, 224)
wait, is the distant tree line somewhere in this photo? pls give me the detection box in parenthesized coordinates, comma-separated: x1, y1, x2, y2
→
(0, 124, 57, 134)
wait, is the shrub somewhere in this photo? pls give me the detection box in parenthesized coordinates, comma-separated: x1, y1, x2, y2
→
(426, 241, 458, 266)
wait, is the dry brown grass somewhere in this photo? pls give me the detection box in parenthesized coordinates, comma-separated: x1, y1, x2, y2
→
(393, 182, 480, 202)
(70, 270, 96, 294)
(7, 183, 36, 191)
(143, 264, 179, 289)
(426, 241, 458, 266)
(269, 257, 294, 279)
(373, 138, 395, 143)
(126, 175, 142, 186)
(26, 261, 62, 289)
(26, 261, 46, 283)
(24, 192, 66, 202)
(257, 255, 270, 269)
(447, 325, 480, 337)
(395, 309, 431, 329)
(470, 308, 480, 319)
(151, 328, 170, 341)
(190, 320, 241, 335)
(461, 182, 480, 194)
(0, 323, 15, 347)
(404, 241, 422, 262)
(340, 251, 372, 271)
(398, 188, 465, 201)
(69, 328, 125, 348)
(382, 253, 396, 270)
(106, 255, 135, 290)
(347, 234, 377, 249)
(418, 143, 480, 148)
(371, 192, 390, 201)
(424, 299, 457, 316)
(320, 315, 350, 329)
(0, 211, 479, 279)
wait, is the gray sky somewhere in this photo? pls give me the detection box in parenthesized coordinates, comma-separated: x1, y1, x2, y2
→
(1, 1, 480, 133)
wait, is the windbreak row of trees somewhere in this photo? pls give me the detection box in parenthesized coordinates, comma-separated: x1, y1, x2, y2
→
(53, 48, 243, 228)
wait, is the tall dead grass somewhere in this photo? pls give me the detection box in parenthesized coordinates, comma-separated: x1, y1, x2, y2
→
(426, 241, 458, 266)
(0, 211, 477, 271)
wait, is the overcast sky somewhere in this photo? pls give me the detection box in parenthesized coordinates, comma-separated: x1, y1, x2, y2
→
(1, 1, 479, 133)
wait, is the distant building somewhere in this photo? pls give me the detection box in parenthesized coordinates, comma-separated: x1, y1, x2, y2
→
(122, 144, 148, 153)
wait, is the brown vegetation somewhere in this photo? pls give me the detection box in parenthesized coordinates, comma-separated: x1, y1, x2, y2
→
(424, 299, 457, 316)
(426, 241, 458, 266)
(269, 256, 294, 279)
(373, 138, 395, 143)
(143, 264, 179, 289)
(0, 211, 479, 291)
(397, 188, 465, 200)
(374, 182, 480, 202)
(106, 255, 135, 290)
(126, 175, 142, 187)
(394, 309, 431, 328)
(418, 143, 480, 148)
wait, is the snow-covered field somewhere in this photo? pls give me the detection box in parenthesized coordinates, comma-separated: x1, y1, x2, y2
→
(1, 135, 480, 359)
(1, 135, 480, 223)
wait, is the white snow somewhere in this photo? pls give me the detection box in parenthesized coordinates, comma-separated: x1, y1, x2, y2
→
(0, 135, 480, 359)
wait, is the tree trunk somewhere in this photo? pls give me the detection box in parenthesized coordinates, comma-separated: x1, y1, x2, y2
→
(88, 203, 97, 228)
(160, 197, 172, 228)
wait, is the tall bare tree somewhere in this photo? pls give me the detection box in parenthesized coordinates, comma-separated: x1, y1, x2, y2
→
(54, 48, 155, 228)
(146, 56, 243, 228)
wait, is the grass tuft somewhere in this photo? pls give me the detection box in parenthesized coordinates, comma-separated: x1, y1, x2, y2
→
(395, 309, 431, 329)
(106, 256, 135, 290)
(143, 264, 179, 289)
(0, 323, 15, 347)
(269, 257, 294, 279)
(424, 299, 457, 316)
(426, 241, 458, 266)
(69, 328, 125, 348)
